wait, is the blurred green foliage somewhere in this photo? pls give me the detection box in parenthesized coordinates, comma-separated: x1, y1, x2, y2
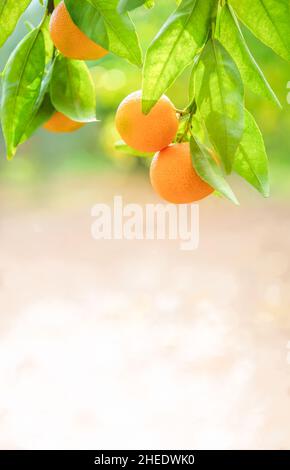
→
(0, 0, 289, 194)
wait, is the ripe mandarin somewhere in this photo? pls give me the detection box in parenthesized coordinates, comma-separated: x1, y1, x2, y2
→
(115, 90, 179, 153)
(50, 1, 108, 60)
(150, 142, 214, 204)
(43, 112, 84, 133)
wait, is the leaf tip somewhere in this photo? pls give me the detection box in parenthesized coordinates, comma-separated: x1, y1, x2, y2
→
(262, 185, 270, 198)
(7, 153, 15, 161)
(233, 197, 240, 206)
(141, 100, 153, 115)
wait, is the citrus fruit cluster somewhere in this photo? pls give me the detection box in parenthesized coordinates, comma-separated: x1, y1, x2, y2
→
(115, 91, 214, 204)
(45, 2, 213, 205)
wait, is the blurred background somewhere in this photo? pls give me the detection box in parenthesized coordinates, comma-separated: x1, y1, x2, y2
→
(0, 0, 290, 450)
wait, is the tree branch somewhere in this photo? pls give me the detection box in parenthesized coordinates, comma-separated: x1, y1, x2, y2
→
(47, 0, 55, 14)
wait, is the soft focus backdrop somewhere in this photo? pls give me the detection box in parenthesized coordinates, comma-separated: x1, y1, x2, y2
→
(0, 0, 290, 450)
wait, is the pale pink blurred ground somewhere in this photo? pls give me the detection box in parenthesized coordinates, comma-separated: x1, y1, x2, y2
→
(0, 173, 290, 450)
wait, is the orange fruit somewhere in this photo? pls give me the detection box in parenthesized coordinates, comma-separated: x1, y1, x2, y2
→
(115, 90, 179, 153)
(150, 143, 214, 204)
(49, 1, 108, 60)
(43, 112, 84, 133)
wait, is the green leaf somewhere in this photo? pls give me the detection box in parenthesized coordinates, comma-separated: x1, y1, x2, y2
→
(118, 0, 147, 13)
(190, 136, 239, 205)
(1, 28, 46, 159)
(20, 94, 55, 143)
(64, 0, 142, 67)
(229, 0, 290, 62)
(41, 16, 55, 65)
(0, 0, 32, 47)
(115, 140, 153, 157)
(19, 18, 55, 144)
(193, 38, 244, 173)
(50, 55, 97, 123)
(234, 110, 269, 197)
(142, 0, 217, 113)
(218, 4, 280, 107)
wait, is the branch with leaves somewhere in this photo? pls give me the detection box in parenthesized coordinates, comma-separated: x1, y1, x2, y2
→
(0, 0, 289, 204)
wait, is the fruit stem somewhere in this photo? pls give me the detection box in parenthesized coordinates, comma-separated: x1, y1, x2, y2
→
(47, 0, 54, 14)
(177, 100, 197, 143)
(175, 108, 187, 117)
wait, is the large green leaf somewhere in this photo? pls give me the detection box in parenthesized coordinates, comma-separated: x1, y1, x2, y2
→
(229, 0, 290, 62)
(20, 94, 55, 143)
(190, 137, 239, 205)
(234, 110, 269, 197)
(50, 56, 97, 123)
(193, 38, 244, 173)
(64, 0, 142, 67)
(218, 4, 280, 107)
(1, 28, 46, 159)
(142, 0, 217, 113)
(0, 0, 32, 47)
(20, 18, 55, 144)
